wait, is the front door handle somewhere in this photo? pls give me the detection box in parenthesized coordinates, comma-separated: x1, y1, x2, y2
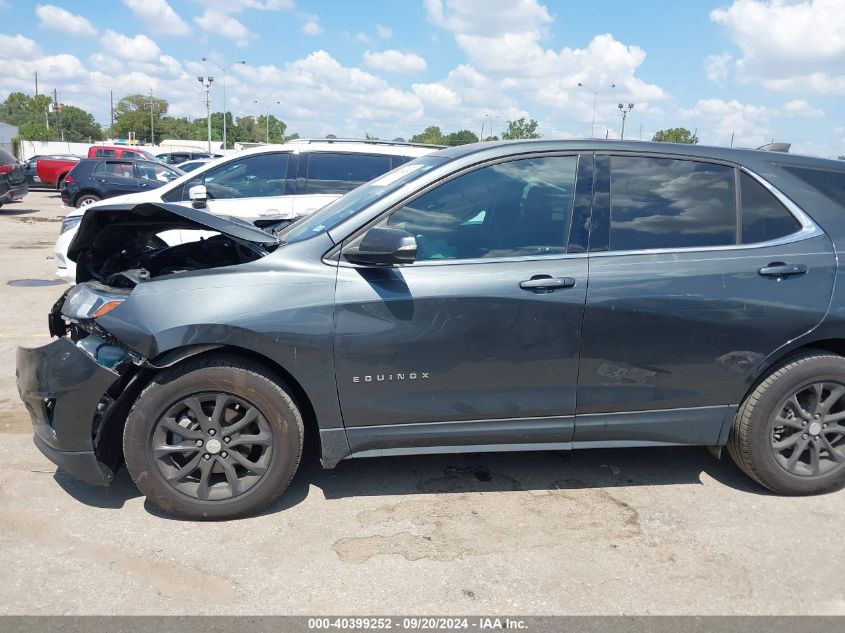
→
(758, 263, 808, 278)
(519, 276, 576, 291)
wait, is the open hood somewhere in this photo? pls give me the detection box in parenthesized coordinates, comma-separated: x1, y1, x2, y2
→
(68, 201, 278, 261)
(68, 201, 279, 287)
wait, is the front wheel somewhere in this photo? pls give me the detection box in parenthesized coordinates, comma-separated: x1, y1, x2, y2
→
(728, 351, 845, 495)
(123, 355, 304, 519)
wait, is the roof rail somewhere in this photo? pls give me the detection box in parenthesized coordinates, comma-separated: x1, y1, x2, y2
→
(284, 137, 447, 149)
(757, 142, 791, 153)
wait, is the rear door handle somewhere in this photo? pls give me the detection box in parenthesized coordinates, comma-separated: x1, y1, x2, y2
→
(758, 263, 808, 278)
(519, 276, 576, 291)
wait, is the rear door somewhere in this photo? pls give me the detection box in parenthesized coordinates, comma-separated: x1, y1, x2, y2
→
(92, 160, 144, 197)
(334, 153, 594, 454)
(575, 154, 836, 446)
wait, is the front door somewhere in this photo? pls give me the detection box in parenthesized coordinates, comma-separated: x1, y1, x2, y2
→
(333, 153, 594, 455)
(575, 154, 836, 445)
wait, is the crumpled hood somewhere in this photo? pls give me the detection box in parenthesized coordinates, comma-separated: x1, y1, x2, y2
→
(68, 201, 279, 262)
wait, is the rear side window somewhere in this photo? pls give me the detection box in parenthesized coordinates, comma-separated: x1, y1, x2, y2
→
(610, 156, 736, 251)
(782, 165, 845, 208)
(93, 161, 135, 178)
(740, 173, 801, 244)
(305, 153, 393, 194)
(95, 149, 116, 158)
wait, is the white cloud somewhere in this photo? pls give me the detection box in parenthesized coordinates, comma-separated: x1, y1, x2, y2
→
(376, 24, 393, 39)
(783, 99, 824, 118)
(679, 98, 775, 146)
(122, 0, 190, 36)
(704, 53, 732, 85)
(195, 10, 257, 47)
(363, 49, 427, 74)
(35, 4, 96, 37)
(197, 0, 295, 12)
(353, 32, 371, 44)
(711, 0, 845, 93)
(0, 34, 40, 58)
(302, 15, 323, 35)
(101, 30, 161, 62)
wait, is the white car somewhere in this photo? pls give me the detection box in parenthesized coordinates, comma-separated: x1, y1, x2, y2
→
(55, 139, 439, 282)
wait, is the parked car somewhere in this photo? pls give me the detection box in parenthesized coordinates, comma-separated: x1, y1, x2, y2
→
(54, 139, 439, 281)
(0, 147, 27, 207)
(17, 139, 845, 519)
(156, 151, 215, 165)
(23, 154, 80, 188)
(173, 158, 212, 173)
(60, 158, 183, 208)
(36, 155, 82, 189)
(87, 145, 159, 161)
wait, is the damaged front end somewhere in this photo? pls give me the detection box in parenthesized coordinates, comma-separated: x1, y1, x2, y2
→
(16, 201, 279, 485)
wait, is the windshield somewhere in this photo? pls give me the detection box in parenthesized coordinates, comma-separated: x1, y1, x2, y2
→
(279, 154, 448, 244)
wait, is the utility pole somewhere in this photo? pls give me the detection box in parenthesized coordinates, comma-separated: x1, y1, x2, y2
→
(197, 76, 214, 153)
(730, 131, 735, 147)
(110, 90, 114, 135)
(34, 70, 38, 96)
(149, 88, 155, 146)
(618, 102, 634, 139)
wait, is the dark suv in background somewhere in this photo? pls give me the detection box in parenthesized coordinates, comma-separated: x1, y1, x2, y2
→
(17, 139, 845, 519)
(61, 157, 183, 208)
(0, 147, 27, 208)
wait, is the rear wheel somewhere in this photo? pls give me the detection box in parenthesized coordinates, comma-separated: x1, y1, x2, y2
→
(123, 355, 304, 519)
(728, 351, 845, 495)
(75, 194, 101, 208)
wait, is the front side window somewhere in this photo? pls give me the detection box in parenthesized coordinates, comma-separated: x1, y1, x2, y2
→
(306, 153, 393, 194)
(610, 156, 736, 251)
(135, 162, 181, 183)
(740, 172, 801, 243)
(380, 155, 578, 261)
(181, 153, 289, 200)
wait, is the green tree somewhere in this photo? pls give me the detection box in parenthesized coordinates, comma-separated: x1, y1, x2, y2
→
(113, 94, 168, 144)
(443, 129, 479, 146)
(18, 122, 50, 141)
(652, 127, 699, 144)
(0, 92, 101, 142)
(410, 125, 445, 145)
(502, 117, 541, 140)
(56, 105, 102, 141)
(839, 156, 845, 160)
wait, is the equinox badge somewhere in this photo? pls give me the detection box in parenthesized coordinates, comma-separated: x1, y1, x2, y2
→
(352, 372, 430, 384)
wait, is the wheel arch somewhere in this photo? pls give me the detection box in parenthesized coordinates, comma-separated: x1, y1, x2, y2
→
(95, 343, 328, 474)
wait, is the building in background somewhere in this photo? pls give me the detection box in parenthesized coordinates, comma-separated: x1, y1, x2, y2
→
(0, 122, 19, 155)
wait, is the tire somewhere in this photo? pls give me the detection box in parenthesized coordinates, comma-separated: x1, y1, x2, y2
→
(75, 194, 101, 208)
(123, 354, 304, 519)
(728, 350, 845, 495)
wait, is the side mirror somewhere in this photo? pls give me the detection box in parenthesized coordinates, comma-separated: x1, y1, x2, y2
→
(188, 184, 208, 208)
(345, 227, 417, 266)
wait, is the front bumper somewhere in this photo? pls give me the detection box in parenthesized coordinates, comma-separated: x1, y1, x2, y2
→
(16, 337, 122, 485)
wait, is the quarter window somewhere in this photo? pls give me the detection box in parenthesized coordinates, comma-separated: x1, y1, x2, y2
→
(305, 153, 393, 194)
(740, 173, 800, 243)
(381, 155, 578, 261)
(179, 153, 289, 200)
(782, 165, 845, 208)
(609, 156, 736, 251)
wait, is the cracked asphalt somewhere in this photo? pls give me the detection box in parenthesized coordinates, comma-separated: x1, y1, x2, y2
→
(2, 191, 844, 615)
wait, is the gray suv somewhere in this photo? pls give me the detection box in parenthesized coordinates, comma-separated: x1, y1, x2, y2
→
(16, 140, 845, 519)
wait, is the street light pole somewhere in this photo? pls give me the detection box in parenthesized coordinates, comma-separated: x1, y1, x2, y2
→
(203, 58, 245, 151)
(578, 82, 615, 138)
(618, 103, 634, 139)
(197, 76, 214, 153)
(254, 99, 281, 143)
(148, 88, 155, 146)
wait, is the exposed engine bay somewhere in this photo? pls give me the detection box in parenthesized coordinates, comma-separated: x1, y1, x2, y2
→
(68, 201, 279, 288)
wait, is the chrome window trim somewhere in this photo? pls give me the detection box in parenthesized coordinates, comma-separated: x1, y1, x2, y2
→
(594, 165, 823, 258)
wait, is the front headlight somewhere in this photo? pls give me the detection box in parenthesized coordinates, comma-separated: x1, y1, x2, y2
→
(61, 282, 131, 321)
(60, 215, 83, 235)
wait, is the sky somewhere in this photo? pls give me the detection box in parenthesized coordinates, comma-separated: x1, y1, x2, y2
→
(0, 0, 843, 157)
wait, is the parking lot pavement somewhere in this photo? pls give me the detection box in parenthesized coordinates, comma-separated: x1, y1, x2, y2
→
(2, 191, 845, 616)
